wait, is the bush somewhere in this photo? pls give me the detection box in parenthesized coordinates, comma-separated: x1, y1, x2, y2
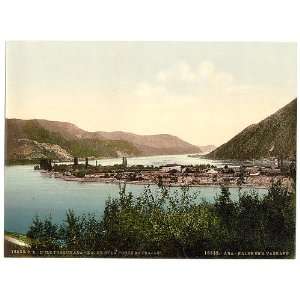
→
(27, 215, 60, 252)
(27, 181, 295, 258)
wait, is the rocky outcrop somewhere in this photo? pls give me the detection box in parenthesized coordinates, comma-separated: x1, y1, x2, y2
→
(9, 138, 73, 161)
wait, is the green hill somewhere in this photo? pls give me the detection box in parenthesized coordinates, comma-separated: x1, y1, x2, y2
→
(5, 119, 140, 163)
(207, 99, 297, 160)
(6, 118, 201, 164)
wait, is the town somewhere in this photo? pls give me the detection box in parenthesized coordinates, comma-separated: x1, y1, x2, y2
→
(35, 156, 295, 189)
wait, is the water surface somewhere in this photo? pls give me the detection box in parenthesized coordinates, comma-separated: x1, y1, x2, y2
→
(5, 154, 267, 233)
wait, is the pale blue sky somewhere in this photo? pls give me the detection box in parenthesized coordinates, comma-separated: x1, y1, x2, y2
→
(6, 42, 297, 146)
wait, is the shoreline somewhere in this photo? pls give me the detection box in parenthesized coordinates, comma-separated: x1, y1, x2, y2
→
(41, 171, 271, 189)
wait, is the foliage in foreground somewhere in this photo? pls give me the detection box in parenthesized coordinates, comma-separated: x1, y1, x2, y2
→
(27, 181, 295, 258)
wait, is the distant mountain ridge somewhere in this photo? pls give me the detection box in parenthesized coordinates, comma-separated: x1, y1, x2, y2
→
(95, 131, 200, 155)
(207, 99, 297, 160)
(5, 119, 201, 162)
(31, 120, 200, 154)
(198, 145, 216, 154)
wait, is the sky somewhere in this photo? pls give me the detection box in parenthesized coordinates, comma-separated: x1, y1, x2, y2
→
(6, 42, 297, 147)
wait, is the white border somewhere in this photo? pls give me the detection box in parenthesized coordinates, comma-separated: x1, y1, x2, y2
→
(0, 1, 299, 300)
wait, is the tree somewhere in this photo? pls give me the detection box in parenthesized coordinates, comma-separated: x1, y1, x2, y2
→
(214, 186, 238, 249)
(27, 215, 59, 252)
(61, 209, 82, 251)
(236, 191, 264, 250)
(262, 180, 295, 254)
(237, 165, 246, 186)
(26, 181, 296, 258)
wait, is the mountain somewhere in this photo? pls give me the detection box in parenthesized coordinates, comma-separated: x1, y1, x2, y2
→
(95, 131, 200, 155)
(198, 145, 216, 154)
(34, 119, 87, 139)
(5, 119, 200, 163)
(8, 119, 200, 155)
(5, 119, 140, 163)
(207, 99, 297, 160)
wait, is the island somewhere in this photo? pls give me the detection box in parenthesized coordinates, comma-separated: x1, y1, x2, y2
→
(35, 156, 295, 189)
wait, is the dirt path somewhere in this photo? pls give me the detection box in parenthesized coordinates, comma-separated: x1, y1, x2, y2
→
(4, 235, 30, 248)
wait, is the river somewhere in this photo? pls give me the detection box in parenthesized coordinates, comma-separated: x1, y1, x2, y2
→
(4, 154, 268, 233)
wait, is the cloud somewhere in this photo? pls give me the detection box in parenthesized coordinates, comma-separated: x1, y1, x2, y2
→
(197, 61, 215, 79)
(155, 61, 234, 92)
(7, 58, 295, 147)
(132, 61, 260, 109)
(131, 61, 238, 109)
(157, 62, 196, 83)
(125, 60, 295, 146)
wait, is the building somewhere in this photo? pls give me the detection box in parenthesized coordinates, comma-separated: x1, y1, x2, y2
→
(74, 157, 78, 166)
(160, 164, 182, 173)
(122, 157, 128, 168)
(39, 158, 52, 170)
(206, 169, 218, 176)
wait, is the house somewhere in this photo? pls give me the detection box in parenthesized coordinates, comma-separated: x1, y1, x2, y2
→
(160, 164, 182, 173)
(231, 166, 241, 172)
(206, 169, 218, 176)
(249, 171, 260, 176)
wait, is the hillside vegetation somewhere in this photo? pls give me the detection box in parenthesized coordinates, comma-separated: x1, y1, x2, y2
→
(5, 118, 200, 163)
(26, 119, 201, 155)
(5, 119, 140, 162)
(207, 99, 296, 160)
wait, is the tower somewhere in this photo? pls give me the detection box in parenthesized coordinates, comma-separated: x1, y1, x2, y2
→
(122, 157, 127, 168)
(40, 158, 52, 170)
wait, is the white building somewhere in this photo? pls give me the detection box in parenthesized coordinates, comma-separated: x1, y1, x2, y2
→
(206, 169, 218, 176)
(160, 164, 182, 173)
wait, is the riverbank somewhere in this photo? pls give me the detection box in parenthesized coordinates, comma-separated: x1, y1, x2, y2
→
(40, 169, 289, 189)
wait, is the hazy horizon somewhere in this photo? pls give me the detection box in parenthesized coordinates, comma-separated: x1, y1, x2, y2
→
(6, 42, 297, 147)
(4, 96, 295, 148)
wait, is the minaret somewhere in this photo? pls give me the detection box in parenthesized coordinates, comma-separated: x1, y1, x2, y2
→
(122, 157, 127, 168)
